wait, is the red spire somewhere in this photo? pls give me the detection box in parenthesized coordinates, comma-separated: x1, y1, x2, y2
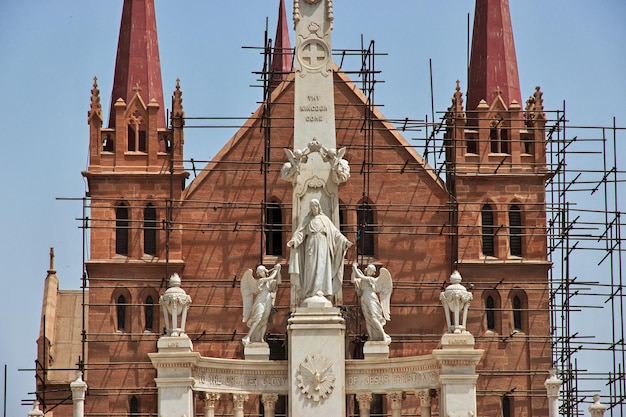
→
(109, 0, 166, 128)
(270, 0, 293, 90)
(467, 0, 522, 112)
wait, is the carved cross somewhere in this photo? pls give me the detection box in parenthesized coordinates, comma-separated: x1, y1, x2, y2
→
(301, 42, 326, 67)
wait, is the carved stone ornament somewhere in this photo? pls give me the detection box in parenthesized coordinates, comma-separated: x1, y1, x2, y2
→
(304, 0, 321, 4)
(296, 353, 336, 401)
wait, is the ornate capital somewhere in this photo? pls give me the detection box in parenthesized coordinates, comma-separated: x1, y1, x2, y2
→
(386, 391, 404, 410)
(232, 393, 249, 409)
(202, 392, 220, 407)
(415, 388, 436, 407)
(356, 392, 373, 409)
(261, 393, 279, 411)
(544, 369, 563, 398)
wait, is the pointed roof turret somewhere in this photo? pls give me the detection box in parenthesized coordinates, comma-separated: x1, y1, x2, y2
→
(467, 0, 522, 112)
(109, 0, 166, 128)
(270, 0, 293, 91)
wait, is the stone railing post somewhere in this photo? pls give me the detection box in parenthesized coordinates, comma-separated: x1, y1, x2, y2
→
(387, 391, 404, 417)
(544, 369, 562, 417)
(588, 394, 607, 417)
(261, 393, 279, 417)
(232, 394, 248, 417)
(70, 371, 88, 417)
(202, 392, 220, 417)
(355, 393, 372, 417)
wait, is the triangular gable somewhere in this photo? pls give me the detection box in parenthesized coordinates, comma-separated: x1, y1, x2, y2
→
(184, 65, 448, 201)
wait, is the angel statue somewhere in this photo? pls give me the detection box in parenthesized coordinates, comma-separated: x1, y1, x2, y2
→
(240, 264, 282, 346)
(351, 263, 393, 345)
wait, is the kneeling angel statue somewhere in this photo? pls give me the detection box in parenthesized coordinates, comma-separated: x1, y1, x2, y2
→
(351, 263, 393, 345)
(240, 264, 282, 346)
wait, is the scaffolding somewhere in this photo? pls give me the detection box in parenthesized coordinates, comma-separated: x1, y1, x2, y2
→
(26, 29, 626, 417)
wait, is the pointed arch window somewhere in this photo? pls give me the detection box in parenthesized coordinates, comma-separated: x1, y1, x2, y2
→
(127, 111, 146, 152)
(116, 295, 126, 332)
(145, 295, 154, 332)
(265, 201, 283, 256)
(116, 203, 129, 256)
(509, 205, 522, 257)
(502, 395, 512, 417)
(513, 295, 523, 330)
(490, 120, 510, 154)
(486, 295, 496, 330)
(357, 202, 375, 257)
(144, 204, 158, 256)
(130, 395, 139, 417)
(481, 204, 495, 257)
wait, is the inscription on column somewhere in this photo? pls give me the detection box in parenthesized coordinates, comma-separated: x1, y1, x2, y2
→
(299, 95, 329, 123)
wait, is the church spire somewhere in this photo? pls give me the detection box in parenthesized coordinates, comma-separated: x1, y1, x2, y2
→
(467, 0, 522, 112)
(109, 0, 166, 129)
(270, 0, 293, 90)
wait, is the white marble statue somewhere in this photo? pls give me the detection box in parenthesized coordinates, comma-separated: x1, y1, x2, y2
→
(351, 263, 393, 344)
(288, 199, 352, 304)
(240, 264, 282, 346)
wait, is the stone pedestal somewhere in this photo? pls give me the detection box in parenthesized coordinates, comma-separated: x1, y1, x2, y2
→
(288, 302, 345, 417)
(244, 342, 270, 361)
(433, 333, 483, 417)
(363, 341, 389, 360)
(149, 335, 199, 417)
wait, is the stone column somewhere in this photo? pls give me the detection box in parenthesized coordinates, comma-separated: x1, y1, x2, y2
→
(544, 369, 562, 417)
(355, 393, 373, 417)
(70, 371, 88, 417)
(415, 389, 435, 417)
(386, 391, 404, 417)
(434, 272, 483, 417)
(202, 392, 220, 417)
(288, 303, 346, 417)
(232, 394, 248, 417)
(588, 394, 607, 417)
(261, 393, 279, 417)
(149, 275, 198, 417)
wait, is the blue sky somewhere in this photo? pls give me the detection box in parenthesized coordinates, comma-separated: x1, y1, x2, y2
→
(0, 1, 625, 415)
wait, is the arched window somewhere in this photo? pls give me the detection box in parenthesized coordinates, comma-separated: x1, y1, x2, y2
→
(130, 396, 139, 417)
(513, 295, 523, 330)
(117, 295, 126, 332)
(490, 122, 510, 154)
(144, 204, 157, 256)
(102, 135, 114, 152)
(357, 202, 375, 257)
(116, 203, 129, 256)
(145, 295, 154, 332)
(481, 204, 495, 257)
(265, 201, 283, 256)
(486, 295, 495, 331)
(509, 205, 522, 257)
(502, 395, 512, 417)
(127, 112, 146, 152)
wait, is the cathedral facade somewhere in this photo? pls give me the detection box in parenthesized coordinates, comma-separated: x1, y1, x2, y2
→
(36, 0, 551, 416)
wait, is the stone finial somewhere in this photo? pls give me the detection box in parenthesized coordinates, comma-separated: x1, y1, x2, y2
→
(70, 371, 88, 398)
(160, 273, 192, 337)
(88, 77, 102, 121)
(171, 78, 185, 124)
(439, 271, 473, 334)
(27, 400, 44, 417)
(588, 394, 607, 417)
(544, 368, 562, 398)
(449, 80, 466, 122)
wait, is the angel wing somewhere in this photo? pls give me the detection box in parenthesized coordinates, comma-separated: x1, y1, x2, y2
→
(240, 269, 257, 323)
(284, 148, 300, 168)
(376, 268, 393, 321)
(336, 147, 346, 161)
